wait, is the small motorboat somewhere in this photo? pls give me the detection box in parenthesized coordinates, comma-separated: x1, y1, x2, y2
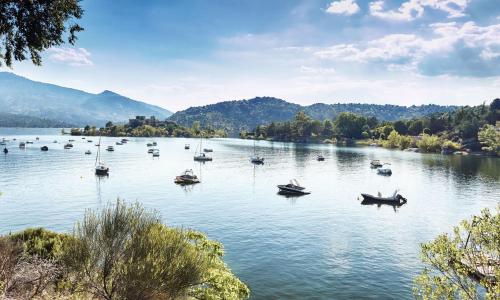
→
(36, 137, 39, 141)
(377, 164, 392, 176)
(194, 153, 212, 161)
(250, 156, 265, 164)
(87, 140, 93, 143)
(26, 141, 33, 144)
(147, 143, 153, 147)
(64, 143, 73, 149)
(82, 137, 86, 139)
(106, 146, 114, 152)
(68, 139, 75, 142)
(152, 149, 160, 157)
(0, 142, 6, 146)
(121, 138, 128, 144)
(370, 160, 383, 168)
(175, 169, 200, 185)
(116, 142, 123, 145)
(147, 149, 154, 154)
(277, 179, 310, 195)
(40, 146, 49, 151)
(3, 147, 8, 154)
(203, 148, 213, 153)
(19, 142, 26, 149)
(361, 190, 407, 206)
(185, 144, 190, 150)
(53, 140, 58, 143)
(152, 141, 157, 146)
(95, 163, 109, 176)
(317, 155, 325, 161)
(85, 150, 92, 155)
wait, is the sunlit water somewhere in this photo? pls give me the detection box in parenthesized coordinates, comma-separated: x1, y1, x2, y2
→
(0, 128, 498, 299)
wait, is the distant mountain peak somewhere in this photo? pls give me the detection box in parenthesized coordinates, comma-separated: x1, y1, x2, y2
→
(99, 90, 119, 96)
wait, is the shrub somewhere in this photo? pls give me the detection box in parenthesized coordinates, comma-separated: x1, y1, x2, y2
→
(423, 128, 431, 135)
(417, 134, 442, 153)
(441, 140, 461, 152)
(62, 200, 250, 300)
(10, 228, 71, 259)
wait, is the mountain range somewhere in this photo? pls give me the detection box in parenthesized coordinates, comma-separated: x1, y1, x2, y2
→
(0, 73, 459, 134)
(168, 97, 458, 136)
(0, 72, 172, 126)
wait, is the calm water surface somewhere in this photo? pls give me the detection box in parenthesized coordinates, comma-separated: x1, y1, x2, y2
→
(0, 128, 499, 299)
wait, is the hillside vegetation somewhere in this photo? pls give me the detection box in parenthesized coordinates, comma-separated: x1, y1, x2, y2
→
(168, 97, 457, 136)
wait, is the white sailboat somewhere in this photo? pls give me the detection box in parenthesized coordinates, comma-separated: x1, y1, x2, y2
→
(250, 139, 264, 164)
(95, 137, 109, 175)
(194, 135, 212, 161)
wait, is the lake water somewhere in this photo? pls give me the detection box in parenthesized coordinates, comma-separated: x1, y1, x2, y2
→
(0, 128, 498, 299)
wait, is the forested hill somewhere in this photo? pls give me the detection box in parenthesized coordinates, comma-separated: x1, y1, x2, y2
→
(168, 97, 458, 136)
(0, 113, 76, 128)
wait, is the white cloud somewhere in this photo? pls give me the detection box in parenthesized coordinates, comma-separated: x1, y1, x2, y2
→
(369, 0, 469, 21)
(326, 0, 360, 16)
(313, 21, 500, 76)
(48, 47, 93, 66)
(299, 66, 336, 75)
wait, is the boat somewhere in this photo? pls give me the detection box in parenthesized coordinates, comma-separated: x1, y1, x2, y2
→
(152, 149, 160, 157)
(147, 143, 153, 147)
(85, 150, 92, 155)
(116, 142, 123, 145)
(121, 138, 128, 143)
(147, 149, 154, 154)
(64, 143, 73, 149)
(152, 141, 157, 146)
(3, 147, 7, 154)
(250, 156, 265, 164)
(317, 155, 325, 161)
(95, 137, 109, 176)
(194, 136, 212, 161)
(185, 144, 190, 150)
(377, 164, 392, 176)
(87, 140, 93, 143)
(174, 169, 200, 185)
(203, 148, 213, 152)
(250, 139, 264, 164)
(26, 141, 33, 144)
(40, 146, 49, 151)
(53, 140, 58, 143)
(0, 142, 6, 146)
(277, 179, 310, 195)
(370, 160, 383, 168)
(194, 153, 212, 161)
(19, 142, 26, 149)
(106, 146, 114, 152)
(361, 190, 407, 206)
(36, 137, 39, 141)
(68, 139, 75, 142)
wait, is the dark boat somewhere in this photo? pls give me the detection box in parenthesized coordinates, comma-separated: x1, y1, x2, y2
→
(64, 143, 73, 149)
(361, 190, 407, 206)
(277, 179, 310, 195)
(185, 144, 190, 149)
(40, 146, 49, 151)
(370, 160, 383, 168)
(175, 169, 200, 185)
(317, 155, 325, 161)
(3, 147, 7, 154)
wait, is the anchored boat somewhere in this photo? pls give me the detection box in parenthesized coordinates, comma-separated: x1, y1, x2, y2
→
(95, 137, 109, 176)
(277, 179, 310, 195)
(317, 155, 325, 161)
(175, 169, 200, 185)
(361, 190, 407, 206)
(370, 160, 383, 168)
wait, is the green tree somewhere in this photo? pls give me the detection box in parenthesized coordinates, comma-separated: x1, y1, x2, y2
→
(393, 120, 408, 135)
(334, 112, 366, 139)
(408, 120, 424, 135)
(478, 124, 500, 156)
(0, 0, 83, 67)
(414, 205, 499, 299)
(417, 134, 442, 153)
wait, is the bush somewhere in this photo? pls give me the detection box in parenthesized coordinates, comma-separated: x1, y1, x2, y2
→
(423, 128, 431, 135)
(417, 134, 442, 153)
(10, 228, 71, 259)
(441, 140, 461, 152)
(62, 200, 250, 300)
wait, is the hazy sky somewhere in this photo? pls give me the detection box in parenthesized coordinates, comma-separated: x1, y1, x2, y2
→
(3, 0, 500, 111)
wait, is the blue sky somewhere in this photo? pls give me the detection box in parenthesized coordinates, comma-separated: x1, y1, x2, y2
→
(3, 0, 500, 111)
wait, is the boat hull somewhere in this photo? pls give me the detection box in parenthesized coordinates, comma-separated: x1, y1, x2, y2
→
(361, 194, 407, 205)
(277, 185, 310, 195)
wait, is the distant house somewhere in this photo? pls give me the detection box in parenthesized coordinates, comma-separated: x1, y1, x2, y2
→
(128, 115, 175, 128)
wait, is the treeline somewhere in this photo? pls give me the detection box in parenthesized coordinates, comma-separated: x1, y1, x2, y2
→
(244, 99, 500, 155)
(0, 201, 249, 299)
(70, 120, 227, 138)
